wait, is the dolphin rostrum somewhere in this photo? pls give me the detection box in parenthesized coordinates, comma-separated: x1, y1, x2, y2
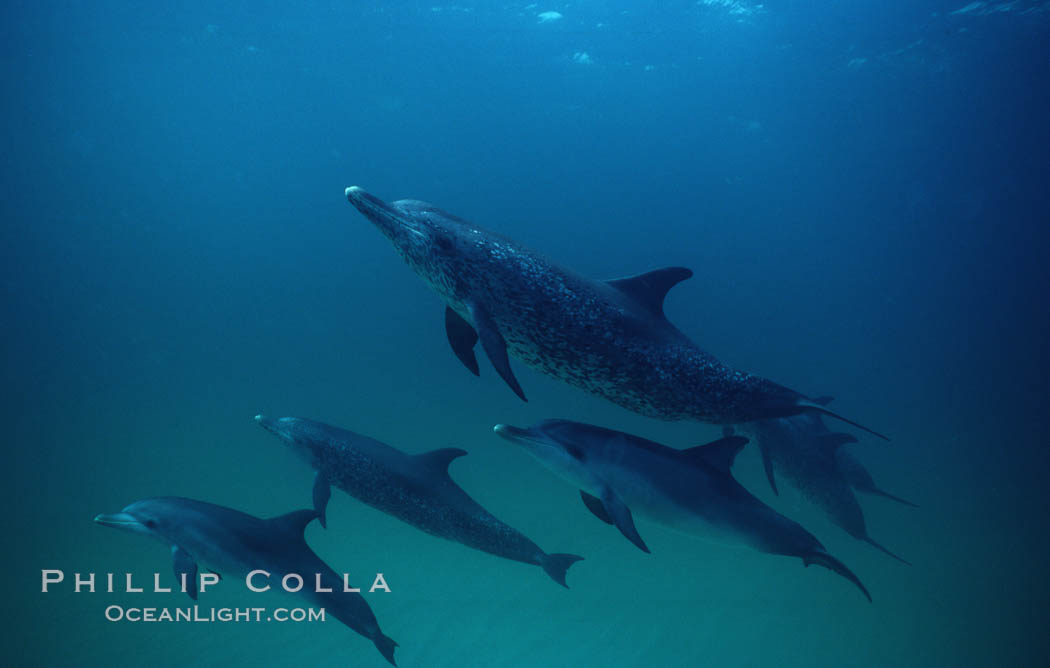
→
(344, 186, 885, 437)
(494, 419, 872, 601)
(255, 415, 583, 587)
(732, 398, 912, 563)
(836, 449, 918, 508)
(94, 497, 398, 665)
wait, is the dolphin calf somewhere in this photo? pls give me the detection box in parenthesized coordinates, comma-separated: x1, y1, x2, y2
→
(344, 186, 886, 437)
(255, 415, 583, 587)
(94, 497, 398, 665)
(494, 419, 871, 601)
(731, 399, 912, 563)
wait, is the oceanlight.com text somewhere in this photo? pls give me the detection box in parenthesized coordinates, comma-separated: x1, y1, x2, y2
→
(104, 605, 326, 623)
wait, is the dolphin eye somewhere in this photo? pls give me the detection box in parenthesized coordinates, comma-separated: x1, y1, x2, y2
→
(566, 444, 585, 461)
(144, 519, 157, 529)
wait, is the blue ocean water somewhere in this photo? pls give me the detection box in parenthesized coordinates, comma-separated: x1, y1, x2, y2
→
(3, 1, 1049, 666)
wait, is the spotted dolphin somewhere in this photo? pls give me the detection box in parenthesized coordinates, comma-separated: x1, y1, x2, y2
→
(494, 419, 871, 601)
(731, 399, 912, 563)
(344, 186, 885, 437)
(255, 415, 583, 587)
(94, 497, 397, 665)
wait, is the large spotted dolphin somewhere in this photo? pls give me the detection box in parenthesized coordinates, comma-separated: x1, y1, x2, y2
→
(94, 497, 398, 665)
(255, 415, 583, 587)
(731, 398, 913, 563)
(345, 186, 885, 436)
(494, 419, 871, 601)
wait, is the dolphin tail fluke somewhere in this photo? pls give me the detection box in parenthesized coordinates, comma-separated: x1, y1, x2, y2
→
(373, 632, 398, 666)
(802, 550, 872, 602)
(541, 553, 584, 588)
(312, 472, 331, 529)
(862, 487, 918, 508)
(795, 400, 889, 441)
(759, 445, 779, 495)
(863, 537, 911, 565)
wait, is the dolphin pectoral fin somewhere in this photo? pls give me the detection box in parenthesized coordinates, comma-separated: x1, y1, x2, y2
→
(796, 400, 889, 441)
(312, 472, 331, 529)
(444, 306, 480, 375)
(605, 266, 693, 318)
(469, 303, 527, 401)
(863, 537, 911, 565)
(172, 546, 198, 601)
(863, 487, 919, 508)
(802, 550, 871, 602)
(759, 446, 779, 495)
(600, 486, 650, 553)
(580, 490, 614, 524)
(679, 436, 749, 474)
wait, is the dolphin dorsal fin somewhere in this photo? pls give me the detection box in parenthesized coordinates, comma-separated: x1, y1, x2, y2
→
(606, 267, 693, 318)
(268, 509, 319, 539)
(680, 436, 749, 473)
(415, 447, 468, 475)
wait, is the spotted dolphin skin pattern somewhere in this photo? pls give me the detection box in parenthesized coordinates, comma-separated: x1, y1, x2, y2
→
(733, 403, 912, 563)
(345, 186, 886, 435)
(255, 415, 583, 587)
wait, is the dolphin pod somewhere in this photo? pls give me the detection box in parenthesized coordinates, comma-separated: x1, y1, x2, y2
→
(95, 184, 911, 664)
(344, 186, 887, 439)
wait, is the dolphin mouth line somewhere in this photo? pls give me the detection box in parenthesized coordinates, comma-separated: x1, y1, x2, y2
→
(345, 186, 426, 240)
(493, 424, 536, 443)
(254, 414, 277, 434)
(493, 424, 517, 438)
(93, 513, 143, 528)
